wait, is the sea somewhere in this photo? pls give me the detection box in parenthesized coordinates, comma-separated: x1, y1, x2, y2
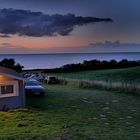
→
(0, 52, 140, 69)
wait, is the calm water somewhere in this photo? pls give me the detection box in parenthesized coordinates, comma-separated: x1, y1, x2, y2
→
(0, 52, 140, 69)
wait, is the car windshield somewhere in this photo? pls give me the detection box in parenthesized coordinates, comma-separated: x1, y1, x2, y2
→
(25, 81, 40, 86)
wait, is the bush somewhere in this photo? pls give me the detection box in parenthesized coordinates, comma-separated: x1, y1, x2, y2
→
(0, 58, 24, 72)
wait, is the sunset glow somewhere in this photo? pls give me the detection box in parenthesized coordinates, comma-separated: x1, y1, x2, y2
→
(0, 0, 139, 53)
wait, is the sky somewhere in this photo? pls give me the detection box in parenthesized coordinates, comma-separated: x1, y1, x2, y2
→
(0, 0, 140, 53)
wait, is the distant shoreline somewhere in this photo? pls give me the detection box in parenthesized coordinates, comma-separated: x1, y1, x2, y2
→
(0, 52, 140, 69)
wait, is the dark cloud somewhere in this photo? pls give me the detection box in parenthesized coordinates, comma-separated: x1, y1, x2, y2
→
(0, 8, 112, 37)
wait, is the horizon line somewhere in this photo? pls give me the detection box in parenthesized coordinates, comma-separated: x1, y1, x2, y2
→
(0, 51, 140, 55)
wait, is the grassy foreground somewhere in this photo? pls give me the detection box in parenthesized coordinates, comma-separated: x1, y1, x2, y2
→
(0, 84, 140, 140)
(52, 66, 140, 83)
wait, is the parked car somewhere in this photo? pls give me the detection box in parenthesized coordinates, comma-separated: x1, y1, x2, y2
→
(25, 80, 45, 96)
(24, 73, 31, 78)
(37, 74, 45, 82)
(44, 76, 59, 84)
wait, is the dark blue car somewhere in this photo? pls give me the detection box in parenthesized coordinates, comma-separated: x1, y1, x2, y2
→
(25, 79, 45, 96)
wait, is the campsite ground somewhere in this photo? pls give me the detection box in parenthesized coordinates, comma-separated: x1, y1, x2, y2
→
(0, 84, 140, 140)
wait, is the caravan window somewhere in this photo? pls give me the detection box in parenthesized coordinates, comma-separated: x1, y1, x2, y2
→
(1, 85, 14, 94)
(0, 81, 18, 97)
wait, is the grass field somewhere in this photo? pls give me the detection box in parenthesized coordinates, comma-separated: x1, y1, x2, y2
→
(0, 84, 140, 140)
(51, 66, 140, 83)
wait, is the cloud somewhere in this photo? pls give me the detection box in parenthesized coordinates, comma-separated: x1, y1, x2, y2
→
(0, 43, 22, 49)
(0, 8, 112, 37)
(0, 43, 11, 46)
(0, 43, 29, 53)
(0, 34, 11, 38)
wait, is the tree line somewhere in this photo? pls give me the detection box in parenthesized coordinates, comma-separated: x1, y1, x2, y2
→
(42, 59, 140, 73)
(0, 58, 140, 73)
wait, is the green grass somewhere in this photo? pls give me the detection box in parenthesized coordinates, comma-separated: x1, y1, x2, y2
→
(0, 84, 140, 139)
(51, 66, 140, 83)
